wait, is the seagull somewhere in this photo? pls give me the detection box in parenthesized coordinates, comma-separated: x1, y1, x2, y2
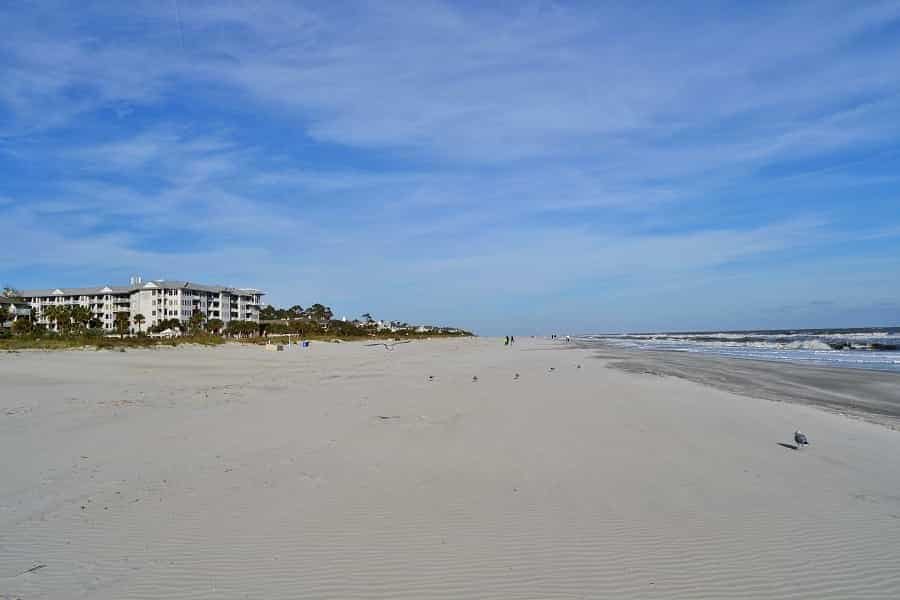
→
(548, 367, 556, 372)
(576, 364, 582, 369)
(427, 375, 435, 382)
(365, 340, 412, 351)
(513, 373, 520, 380)
(472, 376, 479, 382)
(794, 430, 809, 448)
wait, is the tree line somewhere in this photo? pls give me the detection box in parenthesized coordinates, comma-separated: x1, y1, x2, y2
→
(259, 303, 334, 322)
(2, 287, 472, 341)
(1, 303, 260, 339)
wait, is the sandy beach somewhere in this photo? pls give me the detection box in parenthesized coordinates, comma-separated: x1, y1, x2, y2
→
(2, 338, 899, 599)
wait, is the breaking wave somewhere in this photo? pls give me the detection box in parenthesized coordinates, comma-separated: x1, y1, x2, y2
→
(579, 327, 900, 373)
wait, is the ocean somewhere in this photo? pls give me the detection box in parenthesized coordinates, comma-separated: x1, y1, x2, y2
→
(579, 327, 900, 373)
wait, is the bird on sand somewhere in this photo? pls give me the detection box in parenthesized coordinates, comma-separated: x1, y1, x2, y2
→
(365, 340, 412, 351)
(548, 367, 556, 372)
(513, 373, 520, 380)
(472, 376, 479, 382)
(427, 375, 434, 382)
(794, 430, 809, 448)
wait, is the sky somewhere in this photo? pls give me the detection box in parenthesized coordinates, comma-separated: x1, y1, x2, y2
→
(1, 0, 899, 335)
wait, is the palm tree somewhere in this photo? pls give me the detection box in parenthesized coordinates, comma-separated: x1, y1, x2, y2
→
(225, 320, 242, 337)
(133, 313, 146, 333)
(189, 309, 206, 333)
(44, 305, 71, 334)
(70, 306, 92, 332)
(41, 305, 57, 331)
(12, 317, 32, 336)
(361, 312, 374, 324)
(225, 320, 257, 338)
(307, 303, 333, 323)
(114, 311, 130, 337)
(206, 318, 224, 334)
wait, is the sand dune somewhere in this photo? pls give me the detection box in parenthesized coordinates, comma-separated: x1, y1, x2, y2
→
(2, 338, 899, 598)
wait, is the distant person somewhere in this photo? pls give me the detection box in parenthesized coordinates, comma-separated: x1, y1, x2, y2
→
(510, 336, 515, 344)
(505, 336, 509, 346)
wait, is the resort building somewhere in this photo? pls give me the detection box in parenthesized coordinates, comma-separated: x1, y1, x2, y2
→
(19, 278, 264, 332)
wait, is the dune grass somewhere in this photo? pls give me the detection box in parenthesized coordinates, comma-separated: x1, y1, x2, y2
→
(0, 334, 226, 351)
(0, 330, 472, 351)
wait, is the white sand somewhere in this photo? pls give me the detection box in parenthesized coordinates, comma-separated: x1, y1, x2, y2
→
(1, 338, 899, 599)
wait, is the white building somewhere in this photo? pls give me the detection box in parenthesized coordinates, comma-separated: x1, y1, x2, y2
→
(20, 278, 264, 333)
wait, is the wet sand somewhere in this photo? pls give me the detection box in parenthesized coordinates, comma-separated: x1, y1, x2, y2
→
(590, 346, 900, 429)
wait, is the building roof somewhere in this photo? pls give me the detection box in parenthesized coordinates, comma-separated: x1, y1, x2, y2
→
(19, 280, 265, 298)
(0, 296, 29, 306)
(141, 280, 265, 295)
(19, 285, 132, 297)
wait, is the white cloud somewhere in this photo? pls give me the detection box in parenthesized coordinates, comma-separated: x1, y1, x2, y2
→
(5, 1, 899, 166)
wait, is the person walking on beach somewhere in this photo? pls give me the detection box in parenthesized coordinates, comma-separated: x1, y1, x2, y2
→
(505, 336, 510, 346)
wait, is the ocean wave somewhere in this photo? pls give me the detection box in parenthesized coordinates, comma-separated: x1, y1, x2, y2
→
(787, 340, 833, 351)
(579, 327, 900, 373)
(588, 329, 900, 352)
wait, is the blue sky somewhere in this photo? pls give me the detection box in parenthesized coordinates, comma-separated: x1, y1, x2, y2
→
(1, 1, 899, 334)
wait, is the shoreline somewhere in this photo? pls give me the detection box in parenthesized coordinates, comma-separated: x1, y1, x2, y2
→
(581, 343, 900, 430)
